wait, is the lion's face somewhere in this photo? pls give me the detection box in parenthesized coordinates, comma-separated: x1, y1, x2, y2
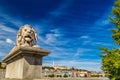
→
(21, 26, 35, 42)
(16, 25, 37, 47)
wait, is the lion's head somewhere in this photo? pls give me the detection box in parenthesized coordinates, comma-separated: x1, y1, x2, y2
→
(16, 24, 37, 47)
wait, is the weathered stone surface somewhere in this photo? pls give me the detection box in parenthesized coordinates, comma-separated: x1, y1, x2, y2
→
(3, 46, 50, 79)
(2, 25, 51, 80)
(16, 24, 37, 47)
(3, 46, 50, 63)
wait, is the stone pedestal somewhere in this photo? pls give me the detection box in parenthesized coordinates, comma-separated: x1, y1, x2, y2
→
(2, 46, 50, 80)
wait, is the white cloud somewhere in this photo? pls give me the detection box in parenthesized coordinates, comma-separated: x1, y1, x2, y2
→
(92, 42, 112, 46)
(102, 20, 110, 25)
(6, 38, 15, 45)
(94, 9, 111, 27)
(82, 40, 113, 47)
(38, 34, 58, 46)
(50, 29, 60, 34)
(46, 33, 60, 43)
(75, 48, 92, 56)
(95, 19, 110, 26)
(49, 0, 73, 17)
(40, 28, 65, 46)
(0, 8, 23, 27)
(47, 47, 72, 59)
(0, 24, 17, 33)
(3, 16, 23, 27)
(102, 43, 113, 46)
(38, 32, 63, 46)
(80, 35, 89, 39)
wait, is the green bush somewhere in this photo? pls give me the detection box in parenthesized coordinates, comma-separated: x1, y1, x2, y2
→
(91, 74, 99, 77)
(63, 74, 68, 78)
(57, 75, 62, 77)
(48, 74, 55, 77)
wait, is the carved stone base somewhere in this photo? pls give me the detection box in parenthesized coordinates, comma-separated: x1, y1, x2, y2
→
(2, 46, 50, 80)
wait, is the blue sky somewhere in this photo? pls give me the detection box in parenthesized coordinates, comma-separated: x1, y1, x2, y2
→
(0, 0, 116, 71)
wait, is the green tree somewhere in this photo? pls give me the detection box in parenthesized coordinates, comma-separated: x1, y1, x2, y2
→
(0, 62, 6, 69)
(42, 66, 54, 70)
(100, 0, 120, 80)
(99, 48, 120, 79)
(63, 74, 68, 78)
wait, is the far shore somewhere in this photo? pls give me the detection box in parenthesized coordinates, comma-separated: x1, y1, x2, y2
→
(34, 77, 109, 80)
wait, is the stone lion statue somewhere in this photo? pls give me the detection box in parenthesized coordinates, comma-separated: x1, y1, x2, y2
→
(16, 24, 37, 47)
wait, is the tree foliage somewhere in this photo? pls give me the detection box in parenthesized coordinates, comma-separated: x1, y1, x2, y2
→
(99, 47, 120, 79)
(0, 62, 6, 69)
(100, 0, 120, 80)
(63, 74, 68, 78)
(42, 66, 54, 70)
(110, 0, 120, 45)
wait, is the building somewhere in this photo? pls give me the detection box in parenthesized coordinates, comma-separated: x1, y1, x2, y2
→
(53, 65, 67, 70)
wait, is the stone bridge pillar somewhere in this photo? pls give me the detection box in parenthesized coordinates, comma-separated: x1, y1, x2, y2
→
(2, 25, 51, 80)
